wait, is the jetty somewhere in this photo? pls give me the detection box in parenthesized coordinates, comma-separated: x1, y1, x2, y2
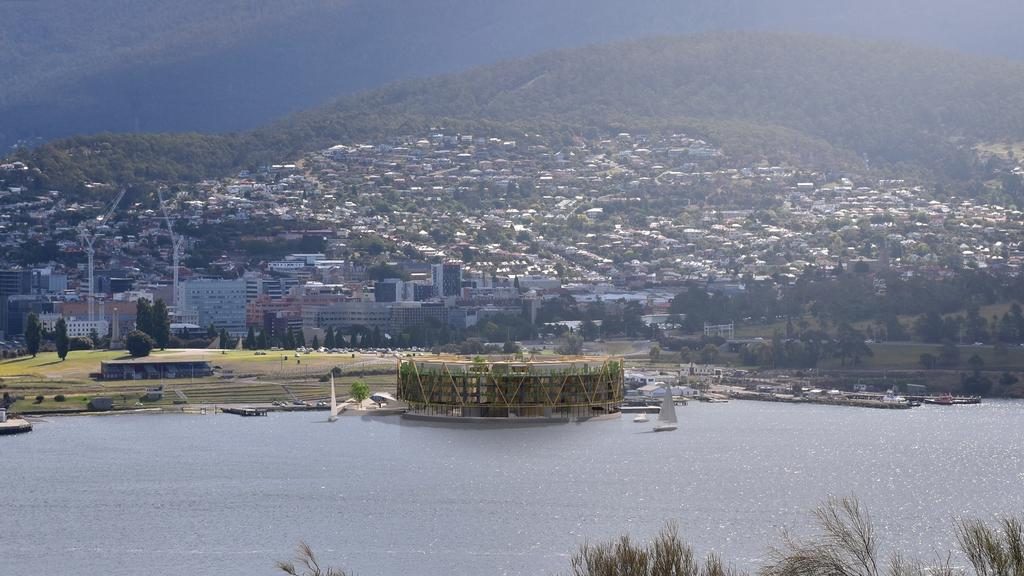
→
(0, 417, 33, 435)
(728, 390, 914, 409)
(220, 407, 268, 417)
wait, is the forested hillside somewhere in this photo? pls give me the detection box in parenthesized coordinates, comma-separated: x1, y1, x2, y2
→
(3, 0, 1024, 148)
(12, 32, 1024, 199)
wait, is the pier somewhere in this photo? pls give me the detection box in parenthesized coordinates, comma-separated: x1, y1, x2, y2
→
(0, 417, 33, 435)
(220, 407, 268, 417)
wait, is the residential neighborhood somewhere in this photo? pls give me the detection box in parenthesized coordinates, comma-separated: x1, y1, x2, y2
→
(2, 131, 1023, 355)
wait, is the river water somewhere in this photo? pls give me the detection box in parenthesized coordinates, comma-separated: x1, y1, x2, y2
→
(4, 400, 1024, 576)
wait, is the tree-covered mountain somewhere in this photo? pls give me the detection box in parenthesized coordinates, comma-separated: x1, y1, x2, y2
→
(12, 32, 1024, 198)
(4, 0, 1024, 149)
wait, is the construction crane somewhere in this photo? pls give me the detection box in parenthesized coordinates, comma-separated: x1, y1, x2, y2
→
(78, 187, 127, 321)
(157, 186, 185, 314)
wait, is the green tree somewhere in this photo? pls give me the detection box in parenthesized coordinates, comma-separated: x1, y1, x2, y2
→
(556, 333, 584, 356)
(151, 299, 171, 349)
(136, 297, 153, 336)
(324, 326, 335, 349)
(55, 317, 70, 361)
(939, 340, 961, 367)
(835, 323, 872, 366)
(350, 380, 370, 403)
(125, 330, 155, 358)
(245, 326, 257, 350)
(649, 345, 662, 362)
(219, 328, 231, 350)
(967, 353, 985, 373)
(503, 339, 520, 354)
(25, 312, 42, 357)
(699, 343, 719, 364)
(256, 330, 268, 350)
(311, 335, 320, 350)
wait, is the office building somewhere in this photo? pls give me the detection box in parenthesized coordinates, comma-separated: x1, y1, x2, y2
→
(181, 279, 247, 336)
(431, 262, 462, 298)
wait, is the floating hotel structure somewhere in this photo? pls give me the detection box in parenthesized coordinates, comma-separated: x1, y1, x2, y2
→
(396, 355, 624, 422)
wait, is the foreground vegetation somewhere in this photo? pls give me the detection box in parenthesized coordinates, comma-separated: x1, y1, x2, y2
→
(278, 497, 1024, 576)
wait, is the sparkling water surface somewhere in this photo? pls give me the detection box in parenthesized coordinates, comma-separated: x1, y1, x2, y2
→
(4, 400, 1024, 576)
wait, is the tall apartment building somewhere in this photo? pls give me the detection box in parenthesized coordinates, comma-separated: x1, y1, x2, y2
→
(0, 269, 32, 338)
(181, 279, 247, 336)
(431, 262, 462, 298)
(374, 278, 404, 303)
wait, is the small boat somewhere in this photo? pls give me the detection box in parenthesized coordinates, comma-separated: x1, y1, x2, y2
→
(633, 413, 649, 423)
(653, 385, 678, 432)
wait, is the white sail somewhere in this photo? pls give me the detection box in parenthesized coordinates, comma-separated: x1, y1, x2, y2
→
(657, 386, 678, 424)
(329, 374, 338, 422)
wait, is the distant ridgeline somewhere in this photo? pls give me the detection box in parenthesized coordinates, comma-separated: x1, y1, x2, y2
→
(7, 32, 1024, 202)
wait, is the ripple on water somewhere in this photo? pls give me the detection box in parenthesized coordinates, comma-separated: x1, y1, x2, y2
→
(4, 401, 1024, 576)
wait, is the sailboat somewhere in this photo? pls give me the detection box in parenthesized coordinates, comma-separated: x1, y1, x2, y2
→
(328, 374, 338, 422)
(653, 385, 678, 432)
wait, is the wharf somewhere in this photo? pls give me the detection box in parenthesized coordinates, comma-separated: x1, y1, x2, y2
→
(729, 391, 914, 409)
(220, 407, 268, 417)
(0, 417, 33, 435)
(620, 405, 661, 414)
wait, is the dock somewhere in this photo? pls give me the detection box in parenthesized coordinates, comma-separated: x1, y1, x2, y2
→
(220, 407, 268, 417)
(0, 417, 33, 435)
(728, 391, 914, 409)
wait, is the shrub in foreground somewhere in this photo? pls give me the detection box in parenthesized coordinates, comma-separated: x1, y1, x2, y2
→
(279, 498, 1024, 576)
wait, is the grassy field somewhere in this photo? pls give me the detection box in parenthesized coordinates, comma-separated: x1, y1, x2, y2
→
(732, 302, 1024, 340)
(833, 342, 1024, 371)
(976, 141, 1024, 160)
(0, 349, 399, 413)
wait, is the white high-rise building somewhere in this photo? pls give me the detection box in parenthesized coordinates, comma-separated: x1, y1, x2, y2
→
(181, 279, 247, 336)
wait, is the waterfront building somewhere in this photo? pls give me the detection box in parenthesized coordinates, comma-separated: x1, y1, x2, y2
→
(100, 358, 214, 380)
(397, 355, 624, 421)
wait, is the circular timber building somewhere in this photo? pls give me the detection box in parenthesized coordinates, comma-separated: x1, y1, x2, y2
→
(397, 355, 624, 422)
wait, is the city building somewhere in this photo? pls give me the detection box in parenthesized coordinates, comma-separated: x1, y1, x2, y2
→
(301, 301, 390, 331)
(38, 314, 109, 339)
(431, 261, 462, 298)
(0, 269, 32, 338)
(181, 279, 247, 335)
(389, 301, 448, 334)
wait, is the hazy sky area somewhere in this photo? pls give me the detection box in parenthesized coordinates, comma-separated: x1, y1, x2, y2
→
(1, 0, 1022, 146)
